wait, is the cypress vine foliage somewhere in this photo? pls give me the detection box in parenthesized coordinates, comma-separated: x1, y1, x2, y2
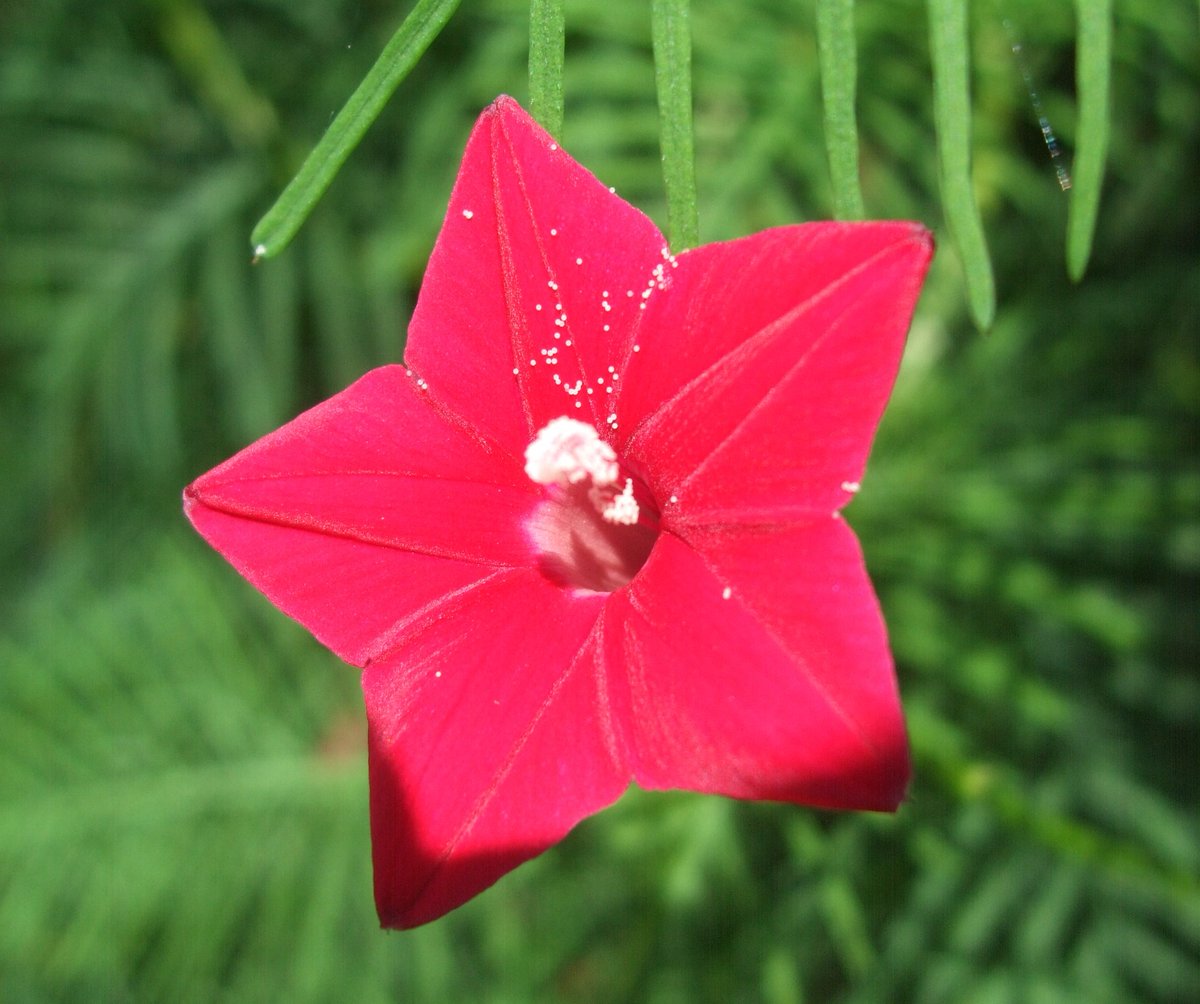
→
(1, 0, 1196, 1000)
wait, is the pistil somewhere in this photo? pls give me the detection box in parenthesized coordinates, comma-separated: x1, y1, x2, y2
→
(524, 417, 657, 592)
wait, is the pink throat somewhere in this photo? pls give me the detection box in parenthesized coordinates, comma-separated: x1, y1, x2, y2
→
(523, 417, 659, 592)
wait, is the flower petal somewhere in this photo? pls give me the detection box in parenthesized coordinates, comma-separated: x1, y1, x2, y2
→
(618, 223, 932, 523)
(363, 571, 627, 928)
(606, 525, 909, 811)
(184, 366, 539, 665)
(405, 96, 667, 452)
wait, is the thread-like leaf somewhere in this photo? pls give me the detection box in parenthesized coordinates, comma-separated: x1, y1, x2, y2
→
(529, 0, 565, 140)
(249, 0, 462, 259)
(651, 0, 699, 249)
(928, 0, 995, 329)
(1067, 0, 1112, 281)
(816, 0, 865, 219)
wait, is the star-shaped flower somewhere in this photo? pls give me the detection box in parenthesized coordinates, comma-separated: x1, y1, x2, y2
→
(185, 96, 932, 929)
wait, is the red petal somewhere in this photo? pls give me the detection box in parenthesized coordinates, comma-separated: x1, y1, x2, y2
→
(363, 571, 627, 928)
(617, 223, 932, 523)
(184, 366, 538, 665)
(405, 96, 667, 452)
(606, 526, 909, 811)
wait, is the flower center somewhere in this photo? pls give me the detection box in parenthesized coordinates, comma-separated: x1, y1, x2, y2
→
(524, 417, 658, 592)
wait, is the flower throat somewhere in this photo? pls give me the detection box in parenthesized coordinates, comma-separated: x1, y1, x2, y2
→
(524, 417, 657, 592)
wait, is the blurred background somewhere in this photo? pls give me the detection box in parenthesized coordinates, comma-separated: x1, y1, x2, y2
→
(1, 0, 1197, 1000)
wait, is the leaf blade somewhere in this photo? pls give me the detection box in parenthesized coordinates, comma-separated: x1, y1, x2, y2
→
(1067, 0, 1112, 281)
(816, 0, 866, 219)
(651, 0, 700, 250)
(528, 0, 566, 140)
(928, 0, 995, 329)
(249, 0, 463, 259)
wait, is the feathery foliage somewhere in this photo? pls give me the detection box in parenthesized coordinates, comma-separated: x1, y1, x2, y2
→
(1, 0, 1196, 1000)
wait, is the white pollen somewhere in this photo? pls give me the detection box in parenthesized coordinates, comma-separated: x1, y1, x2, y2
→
(608, 186, 616, 193)
(603, 324, 610, 332)
(576, 257, 583, 265)
(841, 480, 861, 493)
(529, 359, 536, 366)
(461, 209, 474, 219)
(548, 280, 558, 290)
(536, 303, 543, 311)
(575, 401, 583, 408)
(669, 494, 678, 503)
(564, 339, 572, 346)
(601, 479, 640, 525)
(626, 290, 634, 297)
(550, 228, 558, 236)
(549, 144, 558, 151)
(597, 377, 604, 384)
(632, 345, 640, 352)
(602, 290, 609, 297)
(435, 670, 442, 677)
(512, 367, 519, 375)
(722, 587, 732, 600)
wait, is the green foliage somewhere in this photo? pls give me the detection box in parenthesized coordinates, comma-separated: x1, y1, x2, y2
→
(250, 0, 465, 258)
(1, 0, 1197, 1001)
(529, 0, 566, 139)
(816, 0, 866, 220)
(651, 0, 700, 250)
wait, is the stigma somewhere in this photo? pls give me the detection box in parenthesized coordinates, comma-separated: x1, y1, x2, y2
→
(524, 418, 640, 525)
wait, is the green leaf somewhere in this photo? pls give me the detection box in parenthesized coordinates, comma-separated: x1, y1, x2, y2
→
(249, 0, 463, 259)
(816, 0, 865, 219)
(1067, 0, 1112, 281)
(651, 0, 699, 250)
(529, 0, 565, 140)
(928, 0, 995, 330)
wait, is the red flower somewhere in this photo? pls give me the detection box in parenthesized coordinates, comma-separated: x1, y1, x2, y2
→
(185, 96, 932, 928)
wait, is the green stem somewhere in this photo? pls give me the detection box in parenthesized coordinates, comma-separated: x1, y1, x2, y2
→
(529, 0, 566, 140)
(250, 0, 462, 260)
(651, 0, 700, 250)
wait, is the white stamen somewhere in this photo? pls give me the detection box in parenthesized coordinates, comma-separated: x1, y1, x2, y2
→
(461, 209, 474, 219)
(601, 479, 639, 526)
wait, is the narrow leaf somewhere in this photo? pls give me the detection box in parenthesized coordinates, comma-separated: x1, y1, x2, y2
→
(928, 0, 995, 330)
(528, 0, 566, 140)
(651, 0, 700, 250)
(250, 0, 462, 259)
(1067, 0, 1112, 281)
(816, 0, 865, 219)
